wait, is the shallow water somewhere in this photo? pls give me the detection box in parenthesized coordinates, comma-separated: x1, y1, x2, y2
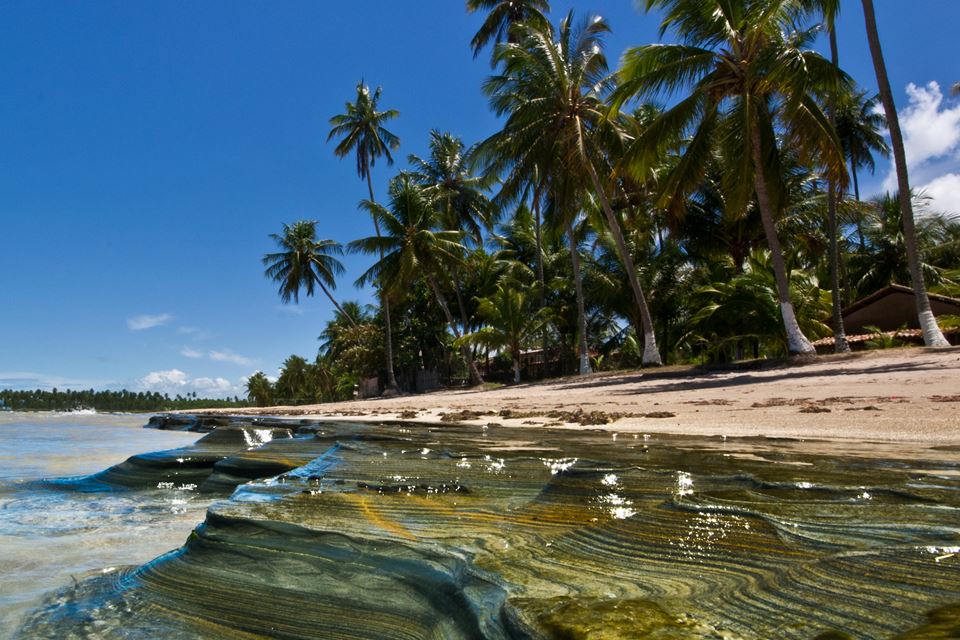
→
(0, 413, 204, 635)
(9, 416, 960, 639)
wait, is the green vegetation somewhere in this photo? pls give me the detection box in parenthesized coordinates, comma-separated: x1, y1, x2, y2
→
(0, 389, 248, 412)
(256, 0, 959, 405)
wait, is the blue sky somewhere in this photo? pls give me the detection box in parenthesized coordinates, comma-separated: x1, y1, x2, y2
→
(2, 1, 959, 398)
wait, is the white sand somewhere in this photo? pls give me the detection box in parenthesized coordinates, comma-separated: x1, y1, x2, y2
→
(205, 347, 960, 445)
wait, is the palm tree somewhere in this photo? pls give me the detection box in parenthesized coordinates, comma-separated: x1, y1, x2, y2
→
(460, 284, 551, 383)
(860, 0, 951, 348)
(245, 372, 273, 407)
(615, 0, 850, 355)
(483, 13, 663, 367)
(262, 220, 356, 328)
(466, 0, 549, 59)
(349, 175, 485, 386)
(835, 90, 889, 205)
(409, 130, 496, 243)
(328, 81, 404, 393)
(410, 131, 497, 341)
(850, 192, 954, 295)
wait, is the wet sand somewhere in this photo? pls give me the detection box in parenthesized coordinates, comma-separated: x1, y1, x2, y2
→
(200, 347, 960, 445)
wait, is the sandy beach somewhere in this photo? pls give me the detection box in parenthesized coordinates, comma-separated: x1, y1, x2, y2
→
(196, 347, 960, 445)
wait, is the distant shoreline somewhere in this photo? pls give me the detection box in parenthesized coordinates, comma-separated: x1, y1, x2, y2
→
(182, 347, 960, 446)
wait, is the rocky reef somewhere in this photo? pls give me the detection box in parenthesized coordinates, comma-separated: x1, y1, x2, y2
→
(19, 416, 960, 639)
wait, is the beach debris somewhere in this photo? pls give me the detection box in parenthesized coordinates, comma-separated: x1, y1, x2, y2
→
(398, 410, 418, 419)
(930, 395, 960, 402)
(440, 409, 492, 422)
(643, 411, 676, 419)
(799, 405, 831, 413)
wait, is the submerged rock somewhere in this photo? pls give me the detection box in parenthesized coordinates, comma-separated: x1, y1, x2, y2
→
(19, 420, 960, 639)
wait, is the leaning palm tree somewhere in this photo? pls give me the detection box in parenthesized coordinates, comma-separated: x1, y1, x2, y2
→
(262, 220, 356, 328)
(466, 0, 549, 59)
(614, 0, 850, 355)
(349, 175, 485, 386)
(482, 13, 663, 367)
(328, 82, 403, 393)
(860, 0, 950, 348)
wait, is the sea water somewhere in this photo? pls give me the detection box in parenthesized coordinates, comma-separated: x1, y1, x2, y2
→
(0, 412, 205, 635)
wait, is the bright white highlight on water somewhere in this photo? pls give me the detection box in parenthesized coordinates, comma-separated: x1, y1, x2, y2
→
(676, 471, 694, 496)
(542, 458, 577, 475)
(242, 428, 277, 449)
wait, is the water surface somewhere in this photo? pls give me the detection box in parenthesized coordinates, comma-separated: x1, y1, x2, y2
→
(0, 412, 203, 635)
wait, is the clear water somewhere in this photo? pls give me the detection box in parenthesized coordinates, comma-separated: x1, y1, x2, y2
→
(0, 412, 204, 635)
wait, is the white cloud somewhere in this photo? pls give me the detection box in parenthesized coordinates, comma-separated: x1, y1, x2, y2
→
(208, 349, 253, 366)
(920, 172, 960, 216)
(128, 313, 173, 331)
(180, 347, 204, 359)
(881, 81, 960, 213)
(136, 369, 244, 398)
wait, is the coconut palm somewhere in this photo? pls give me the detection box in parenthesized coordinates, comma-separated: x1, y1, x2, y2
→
(860, 0, 950, 347)
(466, 0, 549, 59)
(461, 284, 552, 384)
(245, 372, 273, 407)
(835, 90, 888, 204)
(614, 0, 850, 355)
(409, 130, 496, 243)
(849, 192, 955, 295)
(262, 221, 356, 328)
(483, 13, 663, 367)
(349, 175, 485, 386)
(328, 82, 404, 393)
(410, 131, 497, 340)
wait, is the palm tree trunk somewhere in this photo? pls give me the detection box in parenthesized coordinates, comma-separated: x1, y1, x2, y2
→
(828, 26, 850, 353)
(366, 172, 402, 394)
(565, 219, 592, 375)
(511, 343, 521, 384)
(533, 181, 549, 363)
(585, 158, 662, 366)
(861, 0, 950, 348)
(750, 123, 816, 356)
(317, 282, 359, 330)
(427, 276, 484, 386)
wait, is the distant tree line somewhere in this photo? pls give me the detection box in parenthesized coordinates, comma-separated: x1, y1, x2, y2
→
(0, 388, 249, 412)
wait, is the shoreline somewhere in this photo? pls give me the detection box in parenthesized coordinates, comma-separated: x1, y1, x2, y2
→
(187, 347, 960, 446)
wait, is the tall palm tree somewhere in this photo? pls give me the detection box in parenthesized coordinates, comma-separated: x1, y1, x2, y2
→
(409, 130, 496, 243)
(466, 0, 549, 59)
(349, 175, 485, 386)
(483, 13, 663, 367)
(410, 131, 497, 341)
(615, 0, 850, 355)
(262, 221, 356, 328)
(824, 17, 850, 353)
(860, 0, 950, 348)
(328, 82, 403, 393)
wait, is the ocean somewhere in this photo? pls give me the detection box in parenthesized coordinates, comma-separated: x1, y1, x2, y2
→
(0, 412, 206, 635)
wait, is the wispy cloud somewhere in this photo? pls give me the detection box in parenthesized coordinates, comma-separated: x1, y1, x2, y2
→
(180, 347, 204, 359)
(128, 313, 173, 331)
(275, 305, 306, 316)
(0, 371, 115, 391)
(208, 349, 253, 366)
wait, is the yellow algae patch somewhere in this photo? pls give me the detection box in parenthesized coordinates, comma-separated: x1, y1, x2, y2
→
(341, 492, 417, 541)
